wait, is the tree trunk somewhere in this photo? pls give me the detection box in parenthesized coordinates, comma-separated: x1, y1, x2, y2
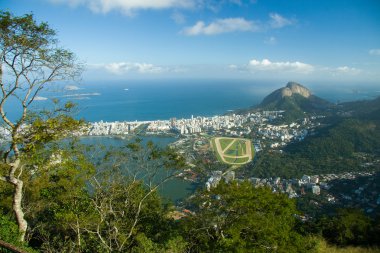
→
(8, 159, 28, 242)
(13, 179, 27, 242)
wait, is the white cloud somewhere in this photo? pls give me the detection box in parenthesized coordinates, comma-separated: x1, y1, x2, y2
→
(248, 58, 314, 73)
(182, 18, 258, 35)
(63, 93, 101, 97)
(269, 13, 294, 28)
(34, 96, 48, 101)
(171, 11, 186, 24)
(229, 59, 365, 79)
(65, 85, 81, 91)
(182, 13, 295, 36)
(328, 66, 361, 75)
(104, 62, 166, 74)
(228, 64, 238, 70)
(369, 49, 380, 56)
(264, 36, 277, 45)
(49, 0, 193, 15)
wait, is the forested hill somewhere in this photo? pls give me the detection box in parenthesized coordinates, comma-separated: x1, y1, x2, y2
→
(248, 94, 380, 179)
(338, 96, 380, 120)
(256, 81, 332, 121)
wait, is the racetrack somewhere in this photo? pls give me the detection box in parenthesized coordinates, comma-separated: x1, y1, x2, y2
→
(212, 137, 253, 165)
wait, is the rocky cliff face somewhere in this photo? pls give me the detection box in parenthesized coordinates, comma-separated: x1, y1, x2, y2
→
(282, 82, 311, 98)
(261, 81, 312, 106)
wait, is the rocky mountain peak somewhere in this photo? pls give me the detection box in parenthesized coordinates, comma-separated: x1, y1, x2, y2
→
(281, 82, 311, 98)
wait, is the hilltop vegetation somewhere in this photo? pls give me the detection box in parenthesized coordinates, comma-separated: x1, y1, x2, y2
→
(246, 118, 380, 178)
(241, 82, 380, 179)
(256, 82, 333, 121)
(339, 96, 380, 120)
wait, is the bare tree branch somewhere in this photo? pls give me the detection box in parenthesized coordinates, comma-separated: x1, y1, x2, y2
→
(0, 239, 29, 253)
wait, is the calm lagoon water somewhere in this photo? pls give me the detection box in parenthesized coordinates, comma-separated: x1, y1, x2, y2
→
(80, 135, 197, 204)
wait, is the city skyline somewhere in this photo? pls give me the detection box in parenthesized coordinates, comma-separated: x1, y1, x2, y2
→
(2, 0, 380, 83)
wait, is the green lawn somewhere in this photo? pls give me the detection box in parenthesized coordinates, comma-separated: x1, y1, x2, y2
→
(225, 148, 237, 156)
(251, 143, 255, 159)
(236, 140, 246, 156)
(240, 141, 247, 155)
(224, 157, 237, 163)
(219, 138, 234, 151)
(211, 138, 224, 163)
(233, 157, 250, 163)
(224, 140, 246, 156)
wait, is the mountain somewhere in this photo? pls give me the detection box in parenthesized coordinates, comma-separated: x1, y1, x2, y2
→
(258, 82, 332, 120)
(338, 96, 380, 120)
(248, 90, 380, 179)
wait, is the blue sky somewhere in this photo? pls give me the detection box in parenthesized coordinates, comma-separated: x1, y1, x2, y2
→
(2, 0, 380, 83)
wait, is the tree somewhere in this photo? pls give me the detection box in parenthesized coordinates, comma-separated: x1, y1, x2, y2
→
(319, 208, 372, 246)
(7, 139, 187, 252)
(78, 140, 187, 252)
(0, 11, 82, 242)
(181, 181, 316, 252)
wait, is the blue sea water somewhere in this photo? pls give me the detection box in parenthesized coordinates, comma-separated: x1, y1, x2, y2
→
(6, 79, 380, 123)
(64, 79, 271, 122)
(7, 79, 276, 122)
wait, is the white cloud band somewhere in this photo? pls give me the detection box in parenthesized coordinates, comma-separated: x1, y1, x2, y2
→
(104, 62, 165, 74)
(182, 18, 258, 35)
(182, 13, 294, 36)
(49, 0, 193, 14)
(248, 58, 314, 73)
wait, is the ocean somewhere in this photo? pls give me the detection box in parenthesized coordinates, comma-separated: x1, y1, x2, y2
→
(6, 79, 380, 123)
(56, 79, 270, 122)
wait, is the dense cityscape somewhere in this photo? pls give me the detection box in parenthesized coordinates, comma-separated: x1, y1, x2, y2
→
(86, 111, 313, 142)
(79, 110, 380, 216)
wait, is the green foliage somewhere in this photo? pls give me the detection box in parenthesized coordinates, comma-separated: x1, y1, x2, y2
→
(318, 208, 372, 246)
(248, 118, 380, 178)
(339, 97, 380, 121)
(309, 237, 380, 253)
(0, 214, 38, 253)
(131, 234, 187, 253)
(259, 93, 331, 122)
(181, 181, 316, 252)
(0, 10, 81, 81)
(11, 140, 188, 252)
(19, 141, 95, 251)
(0, 215, 20, 246)
(0, 11, 55, 51)
(1, 10, 84, 243)
(22, 113, 86, 153)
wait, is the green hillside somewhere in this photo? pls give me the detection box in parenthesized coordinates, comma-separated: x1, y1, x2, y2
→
(245, 94, 380, 178)
(256, 82, 332, 121)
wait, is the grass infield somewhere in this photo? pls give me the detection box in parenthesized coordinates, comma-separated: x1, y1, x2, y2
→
(211, 137, 254, 165)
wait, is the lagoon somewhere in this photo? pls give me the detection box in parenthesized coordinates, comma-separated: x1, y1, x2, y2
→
(80, 135, 197, 204)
